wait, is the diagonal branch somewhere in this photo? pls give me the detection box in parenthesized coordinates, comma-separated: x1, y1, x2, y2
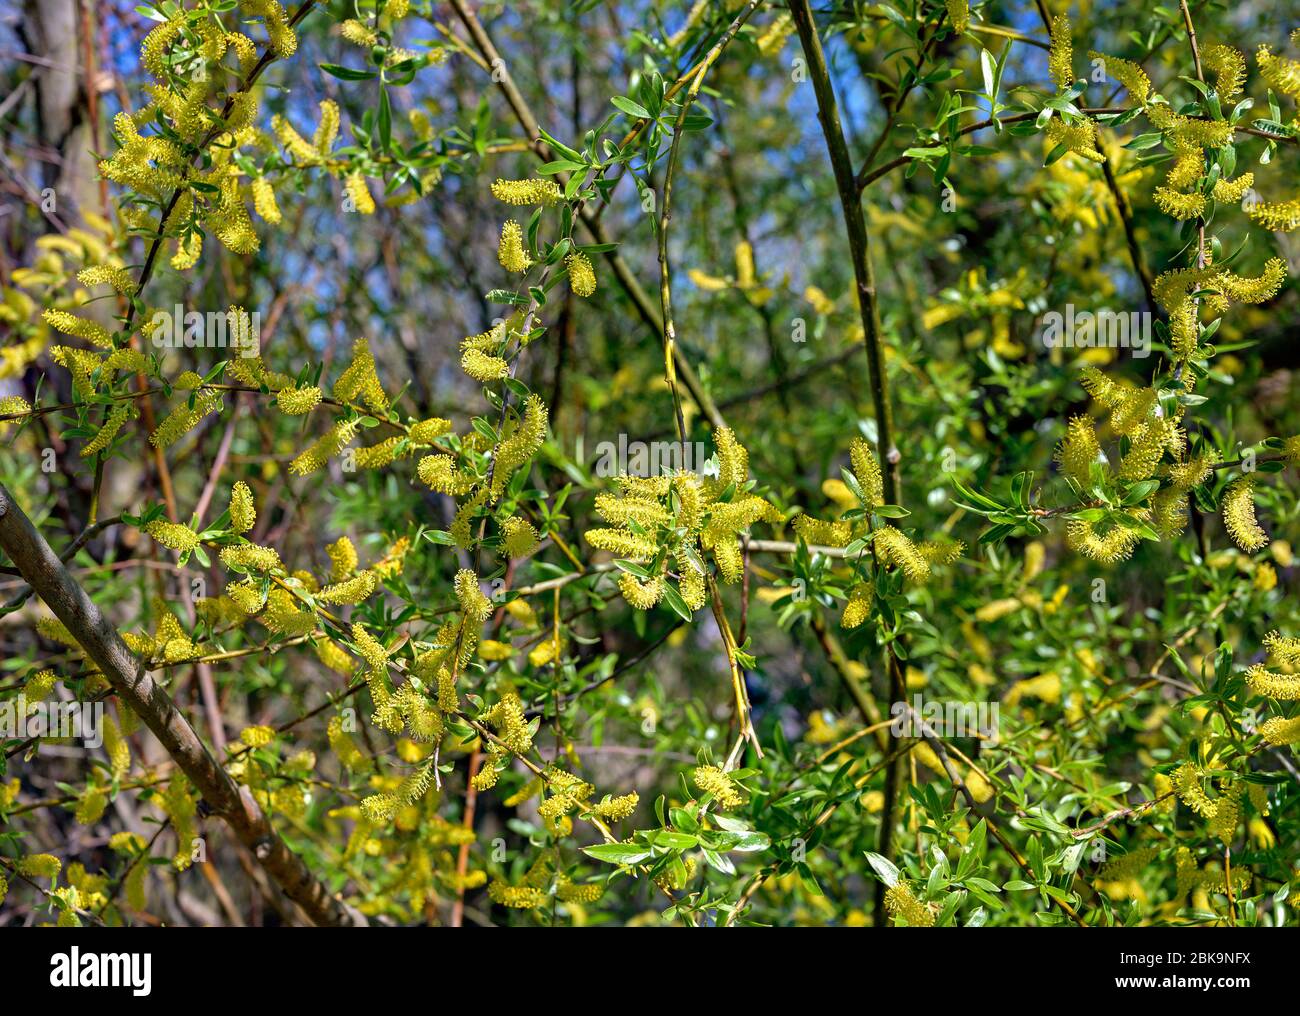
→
(446, 0, 727, 430)
(0, 483, 366, 927)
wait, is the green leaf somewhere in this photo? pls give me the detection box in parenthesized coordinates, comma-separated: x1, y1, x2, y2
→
(872, 504, 911, 519)
(319, 63, 377, 81)
(659, 581, 694, 622)
(378, 87, 392, 153)
(864, 851, 900, 887)
(582, 843, 652, 865)
(611, 96, 652, 119)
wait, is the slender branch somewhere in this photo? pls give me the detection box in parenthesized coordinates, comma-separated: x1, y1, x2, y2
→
(789, 0, 900, 503)
(1179, 0, 1205, 82)
(1099, 150, 1158, 313)
(857, 108, 1130, 191)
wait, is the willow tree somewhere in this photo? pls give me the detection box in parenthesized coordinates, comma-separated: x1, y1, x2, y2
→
(0, 0, 1298, 928)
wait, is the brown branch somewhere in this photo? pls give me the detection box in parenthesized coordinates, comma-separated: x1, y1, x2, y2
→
(1099, 150, 1158, 314)
(0, 483, 366, 927)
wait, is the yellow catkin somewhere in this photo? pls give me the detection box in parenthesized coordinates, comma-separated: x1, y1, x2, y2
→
(327, 535, 358, 581)
(345, 172, 376, 214)
(1202, 44, 1246, 97)
(80, 403, 131, 458)
(240, 724, 276, 748)
(490, 395, 548, 499)
(945, 0, 969, 34)
(618, 570, 664, 609)
(145, 520, 199, 554)
(1260, 714, 1300, 746)
(1258, 44, 1300, 99)
(1222, 477, 1268, 552)
(1088, 51, 1150, 104)
(317, 570, 379, 605)
(24, 669, 57, 701)
(1066, 515, 1142, 563)
(328, 715, 365, 767)
(17, 854, 62, 879)
(220, 543, 282, 573)
(1048, 14, 1073, 91)
(1217, 258, 1287, 304)
(75, 785, 108, 825)
(849, 437, 884, 506)
(1045, 117, 1105, 163)
(792, 515, 852, 547)
(417, 454, 472, 495)
(461, 347, 510, 382)
(841, 582, 873, 629)
(1246, 197, 1300, 232)
(490, 178, 561, 206)
(0, 396, 32, 423)
(102, 715, 130, 779)
(150, 391, 222, 448)
(676, 552, 707, 610)
(1055, 416, 1100, 486)
(875, 526, 930, 581)
(77, 264, 137, 294)
(43, 309, 112, 347)
(238, 0, 296, 56)
(1211, 173, 1254, 203)
(587, 532, 660, 563)
(340, 19, 378, 47)
(884, 882, 934, 926)
(497, 220, 531, 272)
(588, 792, 639, 821)
(229, 481, 256, 533)
(566, 252, 597, 297)
(1119, 419, 1172, 481)
(1154, 186, 1206, 221)
(272, 112, 320, 163)
(1146, 105, 1224, 152)
(1166, 150, 1204, 191)
(692, 765, 743, 809)
(276, 384, 322, 415)
(211, 177, 260, 254)
(1264, 630, 1300, 668)
(251, 177, 281, 224)
(919, 538, 964, 567)
(500, 517, 539, 558)
(1245, 664, 1300, 700)
(314, 99, 340, 153)
(488, 881, 547, 908)
(755, 11, 796, 54)
(333, 337, 389, 412)
(141, 16, 183, 79)
(409, 417, 452, 443)
(1098, 845, 1159, 881)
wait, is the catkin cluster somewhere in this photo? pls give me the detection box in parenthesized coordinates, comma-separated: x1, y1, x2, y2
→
(584, 428, 782, 612)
